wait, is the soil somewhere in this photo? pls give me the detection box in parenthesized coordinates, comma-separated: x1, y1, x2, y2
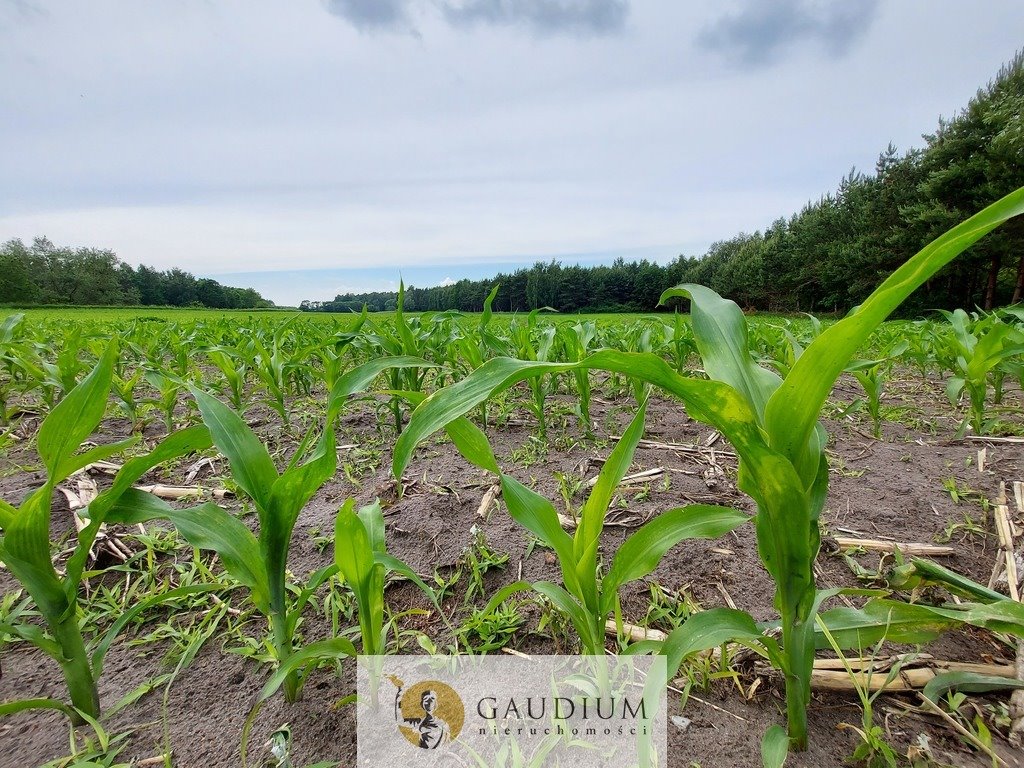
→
(1, 370, 1022, 768)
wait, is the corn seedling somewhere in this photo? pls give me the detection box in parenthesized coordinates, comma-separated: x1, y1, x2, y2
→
(0, 345, 216, 723)
(940, 308, 1024, 437)
(333, 498, 439, 656)
(843, 340, 909, 439)
(106, 358, 432, 704)
(417, 399, 746, 657)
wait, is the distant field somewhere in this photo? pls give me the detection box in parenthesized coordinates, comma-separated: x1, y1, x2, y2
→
(1, 305, 825, 333)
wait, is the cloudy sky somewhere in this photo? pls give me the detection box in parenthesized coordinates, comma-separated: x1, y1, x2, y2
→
(2, 1, 1023, 306)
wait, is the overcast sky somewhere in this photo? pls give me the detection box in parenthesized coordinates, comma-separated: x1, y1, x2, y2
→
(2, 1, 1023, 306)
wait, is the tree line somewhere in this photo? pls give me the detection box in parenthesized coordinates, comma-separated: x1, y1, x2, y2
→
(305, 52, 1024, 316)
(0, 237, 273, 309)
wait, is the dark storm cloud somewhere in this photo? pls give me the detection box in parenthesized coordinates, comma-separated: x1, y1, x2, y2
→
(323, 0, 415, 31)
(440, 0, 629, 36)
(698, 0, 880, 66)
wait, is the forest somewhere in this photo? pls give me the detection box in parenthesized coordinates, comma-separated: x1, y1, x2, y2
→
(0, 237, 273, 309)
(306, 53, 1024, 316)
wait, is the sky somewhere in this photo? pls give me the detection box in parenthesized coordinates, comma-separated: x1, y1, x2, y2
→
(2, 1, 1023, 307)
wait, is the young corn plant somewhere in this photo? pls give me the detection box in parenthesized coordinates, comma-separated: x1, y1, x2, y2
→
(660, 310, 696, 374)
(359, 282, 441, 433)
(0, 345, 215, 723)
(940, 308, 1024, 437)
(473, 400, 745, 656)
(558, 321, 597, 438)
(508, 310, 557, 439)
(108, 357, 432, 704)
(843, 340, 909, 439)
(333, 498, 438, 656)
(393, 187, 1024, 753)
(454, 284, 509, 429)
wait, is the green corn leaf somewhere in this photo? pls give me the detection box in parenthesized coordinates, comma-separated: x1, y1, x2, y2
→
(922, 599, 1024, 636)
(257, 637, 357, 704)
(896, 557, 1008, 603)
(327, 356, 436, 420)
(0, 620, 64, 659)
(0, 697, 77, 721)
(443, 415, 500, 475)
(602, 505, 748, 607)
(377, 552, 438, 607)
(499, 474, 581, 598)
(335, 499, 375, 588)
(107, 489, 271, 613)
(242, 636, 358, 766)
(267, 426, 337, 531)
(394, 352, 770, 484)
(37, 343, 117, 480)
(764, 187, 1024, 481)
(334, 499, 385, 653)
(658, 284, 781, 421)
(573, 400, 648, 611)
(395, 280, 418, 352)
(357, 500, 386, 554)
(814, 600, 960, 650)
(481, 283, 500, 328)
(190, 386, 277, 510)
(762, 725, 789, 768)
(56, 438, 138, 481)
(661, 608, 763, 678)
(392, 389, 499, 474)
(922, 671, 1024, 704)
(0, 498, 15, 529)
(531, 581, 598, 653)
(2, 489, 70, 621)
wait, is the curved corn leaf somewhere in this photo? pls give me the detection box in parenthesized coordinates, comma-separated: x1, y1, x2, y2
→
(661, 608, 763, 678)
(258, 636, 357, 704)
(499, 474, 581, 598)
(67, 424, 213, 594)
(762, 725, 789, 768)
(921, 599, 1024, 636)
(327, 356, 437, 420)
(0, 620, 64, 659)
(107, 489, 271, 613)
(0, 697, 77, 720)
(814, 600, 959, 650)
(658, 284, 781, 422)
(37, 343, 117, 480)
(574, 400, 648, 614)
(377, 552, 438, 607)
(391, 389, 499, 474)
(532, 580, 600, 653)
(601, 505, 748, 610)
(922, 671, 1024, 704)
(190, 386, 277, 510)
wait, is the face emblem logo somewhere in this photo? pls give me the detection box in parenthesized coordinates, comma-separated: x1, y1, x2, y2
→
(389, 676, 465, 750)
